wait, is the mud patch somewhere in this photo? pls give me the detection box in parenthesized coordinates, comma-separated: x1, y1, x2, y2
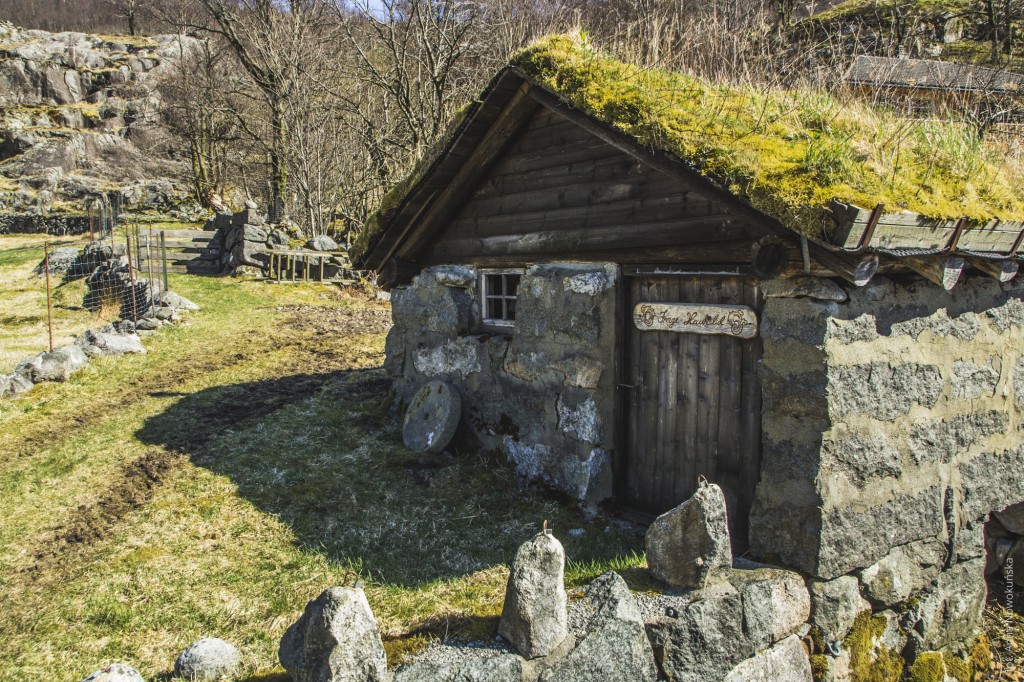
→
(276, 304, 392, 337)
(33, 450, 182, 564)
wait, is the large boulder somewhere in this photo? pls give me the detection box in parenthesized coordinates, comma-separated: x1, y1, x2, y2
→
(0, 371, 34, 397)
(35, 246, 82, 276)
(79, 663, 144, 682)
(157, 290, 199, 311)
(645, 481, 732, 589)
(540, 572, 657, 682)
(278, 586, 388, 682)
(75, 329, 146, 358)
(174, 637, 241, 681)
(499, 531, 568, 659)
(993, 501, 1024, 535)
(306, 234, 339, 251)
(723, 635, 813, 681)
(645, 581, 752, 682)
(16, 345, 89, 382)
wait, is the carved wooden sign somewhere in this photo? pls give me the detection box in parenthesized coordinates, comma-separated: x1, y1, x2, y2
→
(633, 302, 758, 338)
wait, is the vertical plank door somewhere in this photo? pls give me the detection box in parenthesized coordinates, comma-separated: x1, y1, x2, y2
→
(622, 274, 763, 551)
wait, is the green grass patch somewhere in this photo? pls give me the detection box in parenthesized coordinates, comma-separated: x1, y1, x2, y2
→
(0, 236, 642, 680)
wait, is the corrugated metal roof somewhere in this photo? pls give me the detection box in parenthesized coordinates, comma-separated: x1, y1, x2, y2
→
(845, 55, 1024, 94)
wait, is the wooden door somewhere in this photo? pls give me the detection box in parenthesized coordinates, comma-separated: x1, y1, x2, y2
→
(621, 274, 763, 550)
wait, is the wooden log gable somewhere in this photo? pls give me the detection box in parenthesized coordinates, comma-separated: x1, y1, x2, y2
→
(361, 68, 1012, 291)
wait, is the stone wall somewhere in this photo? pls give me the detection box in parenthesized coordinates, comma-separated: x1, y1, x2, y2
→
(751, 274, 1024, 657)
(386, 263, 619, 504)
(0, 213, 92, 234)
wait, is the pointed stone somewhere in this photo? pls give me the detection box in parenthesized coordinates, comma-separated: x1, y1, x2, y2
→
(645, 482, 732, 589)
(499, 531, 568, 659)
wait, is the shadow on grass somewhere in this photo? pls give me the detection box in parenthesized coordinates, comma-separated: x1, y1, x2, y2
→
(136, 369, 643, 589)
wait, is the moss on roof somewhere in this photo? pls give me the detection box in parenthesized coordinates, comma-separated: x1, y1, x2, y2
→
(512, 34, 1024, 236)
(355, 33, 1024, 262)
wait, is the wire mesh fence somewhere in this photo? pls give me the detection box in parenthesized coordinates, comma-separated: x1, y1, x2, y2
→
(34, 222, 173, 355)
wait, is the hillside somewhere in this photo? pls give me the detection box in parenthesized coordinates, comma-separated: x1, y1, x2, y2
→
(0, 22, 198, 229)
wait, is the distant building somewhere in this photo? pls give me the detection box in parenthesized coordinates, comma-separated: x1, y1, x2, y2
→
(844, 55, 1024, 127)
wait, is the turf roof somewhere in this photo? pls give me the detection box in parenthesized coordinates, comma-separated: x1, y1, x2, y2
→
(354, 33, 1024, 263)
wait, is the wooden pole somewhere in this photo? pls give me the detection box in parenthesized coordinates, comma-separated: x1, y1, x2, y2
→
(966, 256, 1018, 283)
(126, 232, 138, 322)
(160, 231, 169, 295)
(147, 225, 156, 310)
(44, 242, 54, 352)
(905, 255, 965, 291)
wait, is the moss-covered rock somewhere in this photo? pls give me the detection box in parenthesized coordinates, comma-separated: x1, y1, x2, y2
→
(844, 611, 904, 682)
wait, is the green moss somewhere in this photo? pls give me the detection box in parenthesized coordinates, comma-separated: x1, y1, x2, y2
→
(382, 633, 431, 667)
(510, 34, 1024, 236)
(907, 653, 946, 682)
(844, 612, 903, 682)
(357, 32, 1024, 263)
(942, 653, 971, 682)
(810, 654, 830, 682)
(969, 635, 991, 675)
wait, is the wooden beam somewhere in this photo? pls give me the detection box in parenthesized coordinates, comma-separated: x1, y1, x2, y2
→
(393, 82, 540, 262)
(966, 256, 1019, 282)
(806, 246, 878, 286)
(376, 257, 420, 290)
(750, 236, 793, 278)
(905, 255, 965, 291)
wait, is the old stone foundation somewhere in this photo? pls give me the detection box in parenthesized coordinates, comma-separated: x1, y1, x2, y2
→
(387, 264, 1024, 669)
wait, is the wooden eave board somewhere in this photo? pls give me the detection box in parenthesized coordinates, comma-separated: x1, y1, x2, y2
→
(361, 70, 531, 270)
(830, 201, 1024, 255)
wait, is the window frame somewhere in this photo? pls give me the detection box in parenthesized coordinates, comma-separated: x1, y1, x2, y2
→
(478, 268, 523, 332)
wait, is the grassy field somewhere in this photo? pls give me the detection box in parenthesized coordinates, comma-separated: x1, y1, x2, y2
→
(0, 234, 644, 681)
(0, 234, 96, 373)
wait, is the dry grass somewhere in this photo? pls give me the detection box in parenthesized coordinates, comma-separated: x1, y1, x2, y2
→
(0, 234, 97, 373)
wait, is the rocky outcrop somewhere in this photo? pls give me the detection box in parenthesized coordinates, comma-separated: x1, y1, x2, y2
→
(0, 22, 196, 224)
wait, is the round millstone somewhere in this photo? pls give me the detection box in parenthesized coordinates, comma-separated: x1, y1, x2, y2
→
(403, 381, 461, 453)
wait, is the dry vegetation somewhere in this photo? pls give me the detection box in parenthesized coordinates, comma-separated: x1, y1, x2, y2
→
(0, 235, 96, 374)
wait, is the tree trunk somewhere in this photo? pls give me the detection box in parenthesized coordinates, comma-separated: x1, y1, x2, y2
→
(270, 102, 288, 222)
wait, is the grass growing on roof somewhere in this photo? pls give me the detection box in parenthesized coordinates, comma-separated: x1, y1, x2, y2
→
(510, 33, 1024, 237)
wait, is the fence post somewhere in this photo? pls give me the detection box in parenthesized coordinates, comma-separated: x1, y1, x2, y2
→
(126, 230, 138, 323)
(44, 241, 54, 352)
(160, 230, 169, 295)
(148, 224, 156, 310)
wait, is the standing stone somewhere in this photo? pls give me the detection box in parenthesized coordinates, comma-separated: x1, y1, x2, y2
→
(541, 572, 657, 682)
(174, 637, 241, 681)
(499, 531, 568, 659)
(723, 635, 813, 682)
(402, 381, 462, 454)
(809, 575, 870, 642)
(645, 482, 732, 588)
(79, 663, 144, 682)
(278, 586, 388, 682)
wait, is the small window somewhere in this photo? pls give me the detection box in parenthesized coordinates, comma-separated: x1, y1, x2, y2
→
(481, 270, 522, 328)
